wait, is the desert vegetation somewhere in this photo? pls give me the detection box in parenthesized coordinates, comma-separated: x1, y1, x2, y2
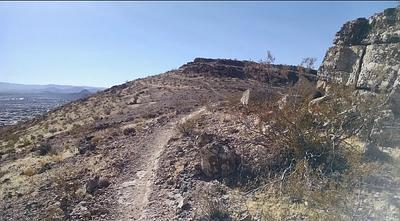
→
(2, 49, 399, 220)
(210, 57, 394, 219)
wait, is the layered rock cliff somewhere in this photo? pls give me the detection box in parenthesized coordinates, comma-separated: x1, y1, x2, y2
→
(318, 7, 399, 94)
(318, 7, 400, 146)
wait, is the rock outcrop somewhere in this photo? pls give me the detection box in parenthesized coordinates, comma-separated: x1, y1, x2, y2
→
(179, 58, 317, 85)
(318, 7, 399, 92)
(318, 7, 400, 146)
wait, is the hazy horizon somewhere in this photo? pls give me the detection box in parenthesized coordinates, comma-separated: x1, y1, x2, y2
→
(0, 80, 105, 89)
(1, 1, 397, 88)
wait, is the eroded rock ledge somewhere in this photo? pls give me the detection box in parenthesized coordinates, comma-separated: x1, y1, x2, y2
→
(318, 7, 400, 93)
(179, 57, 317, 85)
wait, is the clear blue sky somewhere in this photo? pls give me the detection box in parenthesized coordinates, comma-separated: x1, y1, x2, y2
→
(0, 1, 397, 87)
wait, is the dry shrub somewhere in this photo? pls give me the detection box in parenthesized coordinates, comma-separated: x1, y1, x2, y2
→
(37, 143, 52, 156)
(230, 79, 387, 219)
(177, 116, 200, 137)
(91, 134, 103, 145)
(103, 108, 111, 115)
(49, 128, 57, 134)
(17, 138, 32, 148)
(1, 132, 20, 148)
(195, 188, 231, 221)
(123, 127, 136, 136)
(199, 95, 214, 111)
(240, 80, 381, 179)
(22, 167, 36, 177)
(0, 169, 6, 178)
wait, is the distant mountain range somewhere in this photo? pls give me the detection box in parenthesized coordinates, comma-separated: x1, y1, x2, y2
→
(0, 82, 105, 94)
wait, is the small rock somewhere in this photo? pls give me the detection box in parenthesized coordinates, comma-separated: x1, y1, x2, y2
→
(70, 201, 91, 219)
(176, 195, 189, 210)
(86, 177, 99, 195)
(98, 177, 111, 189)
(86, 176, 110, 195)
(123, 127, 136, 136)
(240, 89, 250, 106)
(37, 163, 51, 174)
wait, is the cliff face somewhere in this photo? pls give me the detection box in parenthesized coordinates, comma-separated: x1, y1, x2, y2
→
(318, 7, 400, 93)
(318, 7, 400, 145)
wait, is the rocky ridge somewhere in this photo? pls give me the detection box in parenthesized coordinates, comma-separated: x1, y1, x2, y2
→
(0, 58, 312, 220)
(180, 57, 317, 84)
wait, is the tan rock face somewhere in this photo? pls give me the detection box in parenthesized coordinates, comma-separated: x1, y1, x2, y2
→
(318, 7, 400, 94)
(318, 45, 365, 86)
(318, 7, 400, 146)
(357, 43, 400, 92)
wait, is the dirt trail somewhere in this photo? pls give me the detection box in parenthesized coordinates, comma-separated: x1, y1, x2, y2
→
(115, 108, 205, 221)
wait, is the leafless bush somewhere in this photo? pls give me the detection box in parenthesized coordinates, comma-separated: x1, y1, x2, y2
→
(196, 189, 231, 221)
(37, 143, 52, 156)
(232, 75, 387, 219)
(177, 116, 199, 136)
(299, 57, 317, 72)
(243, 80, 381, 176)
(260, 50, 276, 66)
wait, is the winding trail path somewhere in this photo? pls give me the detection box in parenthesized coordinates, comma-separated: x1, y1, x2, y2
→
(115, 108, 205, 220)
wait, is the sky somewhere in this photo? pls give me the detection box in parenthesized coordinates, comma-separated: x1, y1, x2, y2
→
(0, 1, 398, 88)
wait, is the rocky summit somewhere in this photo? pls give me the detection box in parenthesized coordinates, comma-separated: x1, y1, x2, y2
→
(1, 7, 400, 221)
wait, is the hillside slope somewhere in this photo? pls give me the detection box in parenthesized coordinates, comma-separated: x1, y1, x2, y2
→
(0, 59, 312, 220)
(1, 7, 400, 221)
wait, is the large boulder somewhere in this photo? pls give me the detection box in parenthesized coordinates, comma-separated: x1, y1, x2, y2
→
(179, 58, 247, 79)
(240, 89, 251, 105)
(197, 134, 239, 182)
(363, 8, 400, 45)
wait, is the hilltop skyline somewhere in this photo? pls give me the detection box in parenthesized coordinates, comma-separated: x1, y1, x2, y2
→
(0, 1, 397, 87)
